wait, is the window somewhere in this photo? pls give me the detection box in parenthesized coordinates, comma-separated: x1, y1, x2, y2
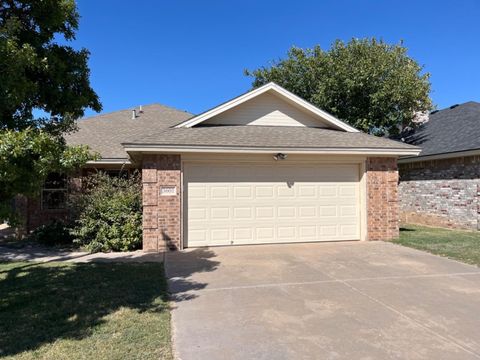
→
(42, 173, 68, 210)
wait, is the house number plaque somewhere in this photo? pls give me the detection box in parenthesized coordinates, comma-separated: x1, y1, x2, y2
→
(160, 186, 177, 196)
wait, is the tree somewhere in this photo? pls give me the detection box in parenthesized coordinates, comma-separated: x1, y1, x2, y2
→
(245, 39, 432, 136)
(0, 0, 101, 224)
(0, 129, 95, 223)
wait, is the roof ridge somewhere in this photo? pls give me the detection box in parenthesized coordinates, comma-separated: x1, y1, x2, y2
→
(432, 101, 480, 114)
(78, 103, 192, 122)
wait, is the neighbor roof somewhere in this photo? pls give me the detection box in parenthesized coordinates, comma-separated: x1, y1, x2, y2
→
(65, 104, 192, 160)
(401, 101, 480, 161)
(124, 125, 419, 155)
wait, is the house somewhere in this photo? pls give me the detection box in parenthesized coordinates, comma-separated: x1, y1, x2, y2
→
(399, 101, 480, 230)
(22, 83, 420, 251)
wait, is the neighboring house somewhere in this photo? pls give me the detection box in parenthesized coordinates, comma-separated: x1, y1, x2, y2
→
(21, 83, 420, 251)
(399, 101, 480, 230)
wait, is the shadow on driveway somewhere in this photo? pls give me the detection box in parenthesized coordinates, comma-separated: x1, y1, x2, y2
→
(165, 248, 220, 303)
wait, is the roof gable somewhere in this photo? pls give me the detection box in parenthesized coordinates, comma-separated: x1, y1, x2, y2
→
(201, 92, 332, 128)
(175, 83, 359, 132)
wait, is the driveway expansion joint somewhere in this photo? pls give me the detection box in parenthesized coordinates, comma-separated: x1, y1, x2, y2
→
(170, 271, 480, 293)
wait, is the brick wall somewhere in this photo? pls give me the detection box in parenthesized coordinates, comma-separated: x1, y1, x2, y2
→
(142, 154, 181, 251)
(23, 199, 69, 231)
(20, 168, 127, 232)
(18, 174, 81, 232)
(399, 155, 480, 230)
(366, 157, 399, 240)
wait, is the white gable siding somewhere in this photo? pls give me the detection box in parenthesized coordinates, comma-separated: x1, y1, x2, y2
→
(202, 92, 330, 128)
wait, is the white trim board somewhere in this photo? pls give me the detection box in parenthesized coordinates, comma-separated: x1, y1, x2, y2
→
(174, 82, 359, 133)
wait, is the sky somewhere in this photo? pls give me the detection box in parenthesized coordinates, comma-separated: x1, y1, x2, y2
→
(73, 0, 480, 117)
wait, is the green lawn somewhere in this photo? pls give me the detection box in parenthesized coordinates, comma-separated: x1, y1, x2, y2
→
(0, 261, 172, 360)
(394, 224, 480, 266)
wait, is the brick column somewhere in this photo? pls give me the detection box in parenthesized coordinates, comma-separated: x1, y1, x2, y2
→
(366, 157, 399, 240)
(142, 154, 181, 251)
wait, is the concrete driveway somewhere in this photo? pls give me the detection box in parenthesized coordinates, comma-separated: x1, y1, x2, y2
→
(166, 242, 480, 360)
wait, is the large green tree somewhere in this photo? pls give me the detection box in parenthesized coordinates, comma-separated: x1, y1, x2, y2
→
(245, 38, 432, 136)
(0, 0, 101, 224)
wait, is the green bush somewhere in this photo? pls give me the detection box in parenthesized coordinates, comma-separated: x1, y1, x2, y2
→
(70, 172, 142, 252)
(30, 220, 74, 246)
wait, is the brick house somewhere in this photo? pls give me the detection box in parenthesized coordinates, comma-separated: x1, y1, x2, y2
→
(399, 101, 480, 230)
(22, 83, 420, 251)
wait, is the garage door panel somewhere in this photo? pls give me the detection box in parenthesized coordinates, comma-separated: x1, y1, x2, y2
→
(255, 186, 275, 198)
(320, 225, 338, 237)
(233, 207, 253, 219)
(340, 205, 357, 216)
(189, 208, 207, 220)
(298, 185, 317, 197)
(185, 163, 361, 247)
(256, 227, 275, 241)
(189, 229, 207, 243)
(277, 226, 296, 239)
(277, 186, 295, 197)
(299, 206, 317, 217)
(277, 207, 296, 218)
(319, 206, 337, 217)
(189, 186, 207, 199)
(341, 225, 358, 236)
(211, 229, 230, 241)
(210, 207, 230, 219)
(299, 226, 317, 239)
(319, 186, 337, 197)
(233, 228, 253, 242)
(233, 186, 253, 199)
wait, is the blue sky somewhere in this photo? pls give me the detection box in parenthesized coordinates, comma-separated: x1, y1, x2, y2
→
(74, 0, 479, 117)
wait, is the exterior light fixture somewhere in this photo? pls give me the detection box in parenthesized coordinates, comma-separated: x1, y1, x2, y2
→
(273, 153, 288, 161)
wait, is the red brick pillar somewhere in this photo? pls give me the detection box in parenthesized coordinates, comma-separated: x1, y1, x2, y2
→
(366, 157, 399, 240)
(142, 154, 181, 251)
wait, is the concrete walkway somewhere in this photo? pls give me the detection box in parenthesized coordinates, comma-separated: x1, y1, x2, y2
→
(166, 241, 480, 360)
(0, 244, 164, 263)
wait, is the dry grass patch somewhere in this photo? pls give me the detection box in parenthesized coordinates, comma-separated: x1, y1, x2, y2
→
(0, 261, 172, 360)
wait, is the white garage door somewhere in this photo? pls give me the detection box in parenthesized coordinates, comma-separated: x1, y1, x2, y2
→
(184, 163, 361, 247)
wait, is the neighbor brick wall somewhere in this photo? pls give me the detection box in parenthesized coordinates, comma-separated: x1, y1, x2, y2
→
(366, 157, 399, 240)
(142, 154, 181, 251)
(399, 155, 480, 230)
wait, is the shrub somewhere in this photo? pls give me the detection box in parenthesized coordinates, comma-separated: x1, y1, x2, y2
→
(30, 220, 74, 246)
(70, 172, 142, 252)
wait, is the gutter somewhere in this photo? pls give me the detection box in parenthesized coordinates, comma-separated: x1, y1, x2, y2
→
(398, 148, 480, 164)
(86, 158, 132, 165)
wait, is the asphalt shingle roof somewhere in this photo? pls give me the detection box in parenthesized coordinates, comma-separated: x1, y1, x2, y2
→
(65, 104, 193, 159)
(403, 101, 480, 158)
(66, 103, 417, 159)
(126, 125, 417, 150)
